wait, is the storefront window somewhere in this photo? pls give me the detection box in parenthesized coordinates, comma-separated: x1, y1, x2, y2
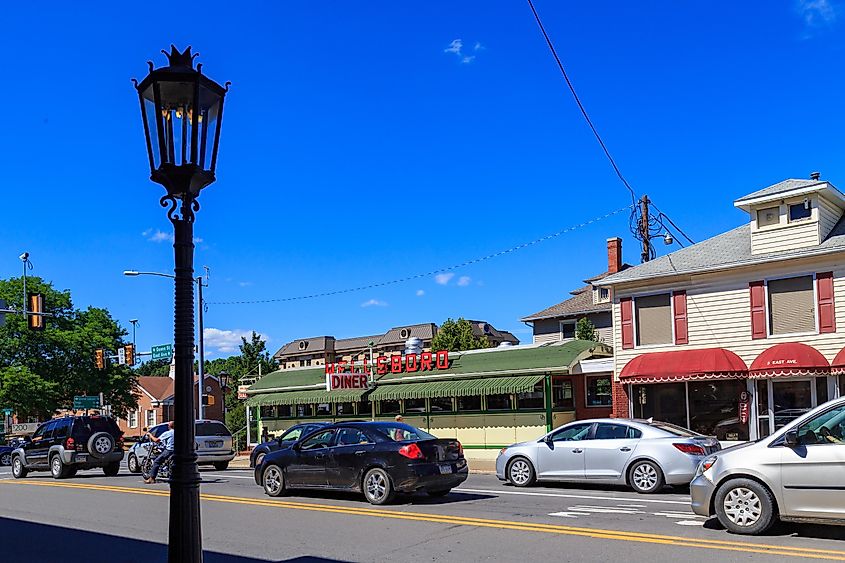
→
(773, 379, 813, 430)
(296, 404, 313, 418)
(688, 380, 749, 441)
(274, 405, 291, 418)
(632, 383, 686, 427)
(552, 378, 574, 409)
(404, 398, 426, 413)
(487, 394, 512, 410)
(380, 400, 401, 415)
(816, 377, 829, 405)
(316, 403, 332, 416)
(517, 382, 545, 410)
(457, 395, 481, 411)
(757, 379, 770, 438)
(260, 406, 274, 419)
(356, 399, 372, 417)
(841, 375, 845, 399)
(430, 397, 454, 413)
(586, 376, 612, 407)
(336, 402, 355, 416)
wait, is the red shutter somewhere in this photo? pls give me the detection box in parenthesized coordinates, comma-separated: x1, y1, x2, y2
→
(673, 291, 688, 345)
(749, 281, 767, 340)
(620, 297, 634, 349)
(817, 272, 836, 334)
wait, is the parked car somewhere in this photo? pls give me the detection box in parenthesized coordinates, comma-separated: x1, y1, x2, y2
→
(691, 396, 845, 535)
(126, 419, 235, 473)
(496, 418, 720, 494)
(11, 415, 124, 479)
(1, 443, 14, 466)
(256, 421, 468, 505)
(250, 422, 330, 468)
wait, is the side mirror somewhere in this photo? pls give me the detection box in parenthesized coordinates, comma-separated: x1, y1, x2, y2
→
(24, 436, 32, 443)
(142, 427, 148, 432)
(543, 435, 553, 444)
(784, 429, 800, 447)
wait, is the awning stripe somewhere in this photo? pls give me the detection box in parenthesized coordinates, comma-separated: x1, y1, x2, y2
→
(368, 375, 545, 401)
(246, 388, 367, 407)
(622, 373, 746, 385)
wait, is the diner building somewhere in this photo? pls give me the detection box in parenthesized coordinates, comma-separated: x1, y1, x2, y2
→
(247, 339, 611, 460)
(598, 175, 845, 443)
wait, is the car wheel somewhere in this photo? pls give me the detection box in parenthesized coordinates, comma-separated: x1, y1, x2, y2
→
(103, 462, 120, 477)
(262, 465, 286, 497)
(507, 457, 536, 487)
(426, 488, 452, 498)
(0, 452, 11, 466)
(213, 461, 229, 471)
(51, 455, 69, 479)
(127, 454, 140, 474)
(11, 456, 28, 479)
(363, 467, 395, 505)
(714, 479, 777, 535)
(628, 460, 665, 494)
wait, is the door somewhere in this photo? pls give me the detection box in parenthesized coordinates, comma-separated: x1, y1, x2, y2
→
(329, 428, 376, 489)
(536, 422, 592, 480)
(27, 421, 55, 467)
(286, 429, 335, 487)
(772, 379, 813, 431)
(780, 402, 845, 519)
(583, 423, 640, 480)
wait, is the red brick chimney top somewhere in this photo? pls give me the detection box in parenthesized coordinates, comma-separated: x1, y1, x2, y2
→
(607, 237, 622, 274)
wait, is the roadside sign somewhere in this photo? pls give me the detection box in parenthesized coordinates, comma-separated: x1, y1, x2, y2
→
(151, 344, 173, 361)
(118, 347, 126, 365)
(9, 422, 40, 436)
(1, 408, 12, 416)
(73, 395, 101, 409)
(237, 385, 250, 400)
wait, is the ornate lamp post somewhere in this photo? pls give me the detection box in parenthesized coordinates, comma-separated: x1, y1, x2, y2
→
(133, 45, 228, 563)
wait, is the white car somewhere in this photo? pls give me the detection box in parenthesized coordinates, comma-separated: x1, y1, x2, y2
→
(127, 419, 235, 473)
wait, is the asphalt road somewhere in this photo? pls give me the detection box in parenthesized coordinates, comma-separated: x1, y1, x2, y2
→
(1, 462, 844, 563)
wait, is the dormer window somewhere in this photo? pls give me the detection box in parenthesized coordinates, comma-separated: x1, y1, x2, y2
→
(599, 287, 610, 302)
(756, 206, 779, 228)
(788, 200, 811, 222)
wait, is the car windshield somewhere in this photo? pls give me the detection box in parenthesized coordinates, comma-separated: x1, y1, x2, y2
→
(373, 424, 435, 442)
(279, 427, 303, 441)
(196, 422, 231, 437)
(649, 421, 702, 437)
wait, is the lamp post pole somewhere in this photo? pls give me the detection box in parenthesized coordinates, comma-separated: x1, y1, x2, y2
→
(196, 275, 206, 420)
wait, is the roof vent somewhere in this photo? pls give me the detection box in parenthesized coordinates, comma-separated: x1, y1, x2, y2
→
(811, 171, 821, 181)
(399, 328, 410, 339)
(404, 337, 423, 355)
(298, 340, 307, 350)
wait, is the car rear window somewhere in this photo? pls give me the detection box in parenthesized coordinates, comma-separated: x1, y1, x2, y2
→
(373, 424, 435, 442)
(649, 421, 702, 437)
(73, 417, 120, 436)
(196, 422, 231, 437)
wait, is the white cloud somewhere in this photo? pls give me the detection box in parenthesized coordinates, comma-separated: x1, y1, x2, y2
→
(193, 237, 204, 244)
(798, 0, 836, 34)
(474, 41, 484, 51)
(444, 39, 463, 54)
(361, 299, 387, 308)
(238, 281, 253, 287)
(416, 289, 425, 297)
(457, 275, 471, 287)
(434, 273, 455, 285)
(141, 228, 203, 244)
(203, 328, 262, 354)
(444, 38, 479, 63)
(461, 56, 476, 64)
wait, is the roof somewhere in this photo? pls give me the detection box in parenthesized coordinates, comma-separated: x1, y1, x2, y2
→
(137, 376, 174, 401)
(467, 320, 520, 344)
(335, 335, 381, 352)
(599, 214, 845, 286)
(734, 179, 845, 212)
(379, 323, 437, 345)
(520, 268, 631, 322)
(367, 375, 545, 401)
(735, 179, 824, 203)
(274, 336, 334, 358)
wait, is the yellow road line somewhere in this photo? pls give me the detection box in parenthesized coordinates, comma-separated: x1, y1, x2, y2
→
(3, 480, 844, 560)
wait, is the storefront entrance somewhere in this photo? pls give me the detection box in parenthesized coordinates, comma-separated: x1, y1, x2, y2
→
(756, 376, 831, 438)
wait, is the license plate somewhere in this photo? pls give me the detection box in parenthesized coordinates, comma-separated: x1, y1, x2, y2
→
(439, 464, 452, 474)
(207, 440, 223, 448)
(76, 454, 87, 461)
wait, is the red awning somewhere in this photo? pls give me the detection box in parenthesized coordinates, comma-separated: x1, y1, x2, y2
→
(619, 348, 748, 384)
(828, 347, 845, 375)
(749, 342, 830, 379)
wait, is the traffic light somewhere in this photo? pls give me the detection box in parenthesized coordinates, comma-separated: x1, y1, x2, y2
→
(95, 348, 105, 370)
(124, 344, 135, 366)
(202, 395, 215, 406)
(28, 293, 45, 331)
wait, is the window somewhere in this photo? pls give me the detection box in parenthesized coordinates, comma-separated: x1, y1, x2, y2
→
(375, 425, 435, 442)
(757, 206, 780, 227)
(355, 399, 372, 417)
(300, 429, 335, 450)
(561, 322, 576, 340)
(796, 403, 845, 445)
(41, 421, 57, 440)
(457, 395, 481, 411)
(196, 422, 231, 437)
(260, 406, 275, 419)
(594, 423, 639, 440)
(53, 418, 71, 439)
(296, 404, 313, 418)
(145, 410, 156, 428)
(789, 201, 812, 222)
(336, 402, 355, 416)
(128, 410, 138, 429)
(552, 378, 574, 409)
(768, 276, 814, 335)
(316, 403, 332, 416)
(404, 398, 426, 413)
(276, 405, 292, 418)
(687, 380, 749, 441)
(337, 428, 373, 446)
(32, 422, 48, 440)
(586, 376, 612, 407)
(379, 400, 401, 415)
(817, 377, 829, 405)
(632, 383, 686, 427)
(635, 294, 672, 346)
(552, 423, 592, 441)
(599, 287, 610, 303)
(486, 394, 512, 410)
(517, 382, 545, 410)
(279, 426, 304, 442)
(757, 379, 770, 439)
(429, 397, 454, 412)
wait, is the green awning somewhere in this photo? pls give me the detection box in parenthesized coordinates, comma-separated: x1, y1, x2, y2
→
(247, 387, 368, 407)
(367, 375, 545, 401)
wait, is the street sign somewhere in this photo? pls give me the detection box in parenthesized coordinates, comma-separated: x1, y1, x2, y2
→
(151, 344, 173, 361)
(118, 347, 126, 365)
(1, 408, 12, 416)
(73, 395, 101, 409)
(237, 385, 250, 400)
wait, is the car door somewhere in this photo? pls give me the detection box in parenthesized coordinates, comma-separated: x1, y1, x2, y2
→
(329, 428, 376, 489)
(535, 422, 593, 480)
(583, 423, 641, 480)
(780, 402, 845, 519)
(286, 429, 336, 487)
(28, 421, 55, 467)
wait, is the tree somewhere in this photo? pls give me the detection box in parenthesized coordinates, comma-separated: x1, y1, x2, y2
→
(135, 359, 170, 377)
(0, 276, 137, 419)
(431, 318, 489, 352)
(0, 366, 58, 420)
(575, 317, 599, 341)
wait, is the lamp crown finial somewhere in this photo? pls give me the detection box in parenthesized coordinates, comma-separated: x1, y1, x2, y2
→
(162, 45, 198, 69)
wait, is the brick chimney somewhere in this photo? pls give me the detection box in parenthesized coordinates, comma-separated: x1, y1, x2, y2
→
(607, 237, 622, 274)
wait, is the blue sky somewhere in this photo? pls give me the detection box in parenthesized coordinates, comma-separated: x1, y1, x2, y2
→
(2, 1, 844, 359)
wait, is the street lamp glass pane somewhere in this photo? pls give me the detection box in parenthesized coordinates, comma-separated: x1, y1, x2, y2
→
(142, 92, 161, 169)
(200, 98, 220, 171)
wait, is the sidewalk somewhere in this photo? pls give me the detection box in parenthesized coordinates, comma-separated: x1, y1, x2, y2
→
(229, 454, 497, 474)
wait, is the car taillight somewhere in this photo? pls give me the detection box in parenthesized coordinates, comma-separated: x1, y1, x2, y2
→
(673, 443, 706, 455)
(457, 441, 463, 457)
(398, 443, 424, 460)
(65, 437, 75, 450)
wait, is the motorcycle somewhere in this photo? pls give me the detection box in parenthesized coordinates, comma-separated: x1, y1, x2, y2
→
(141, 441, 173, 482)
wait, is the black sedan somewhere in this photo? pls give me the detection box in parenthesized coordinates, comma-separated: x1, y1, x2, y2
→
(249, 422, 330, 467)
(255, 421, 468, 505)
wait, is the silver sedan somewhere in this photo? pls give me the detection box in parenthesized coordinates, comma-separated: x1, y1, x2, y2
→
(496, 418, 720, 494)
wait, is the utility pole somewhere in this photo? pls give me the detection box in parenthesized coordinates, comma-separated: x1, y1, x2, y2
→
(129, 319, 139, 353)
(196, 274, 206, 421)
(20, 252, 32, 314)
(639, 195, 651, 263)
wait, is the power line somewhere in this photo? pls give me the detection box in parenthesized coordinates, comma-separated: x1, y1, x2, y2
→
(650, 202, 696, 246)
(208, 205, 632, 306)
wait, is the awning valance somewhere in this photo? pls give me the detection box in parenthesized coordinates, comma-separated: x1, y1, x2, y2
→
(749, 343, 830, 379)
(832, 347, 845, 375)
(368, 375, 545, 401)
(619, 348, 747, 384)
(246, 387, 368, 407)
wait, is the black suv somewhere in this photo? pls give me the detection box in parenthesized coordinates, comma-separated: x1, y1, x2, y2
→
(11, 415, 125, 479)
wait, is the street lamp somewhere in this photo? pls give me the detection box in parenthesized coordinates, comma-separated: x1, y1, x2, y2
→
(133, 45, 228, 563)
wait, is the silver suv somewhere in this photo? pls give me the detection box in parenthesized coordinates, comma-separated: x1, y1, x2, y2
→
(127, 419, 235, 473)
(691, 396, 845, 534)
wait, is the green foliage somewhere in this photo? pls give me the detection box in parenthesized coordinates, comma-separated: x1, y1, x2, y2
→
(431, 318, 489, 352)
(135, 359, 170, 377)
(0, 276, 136, 419)
(0, 366, 58, 420)
(575, 317, 599, 342)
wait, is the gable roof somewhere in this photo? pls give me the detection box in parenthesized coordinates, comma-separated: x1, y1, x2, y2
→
(520, 267, 630, 323)
(274, 336, 334, 358)
(734, 178, 845, 212)
(137, 376, 174, 401)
